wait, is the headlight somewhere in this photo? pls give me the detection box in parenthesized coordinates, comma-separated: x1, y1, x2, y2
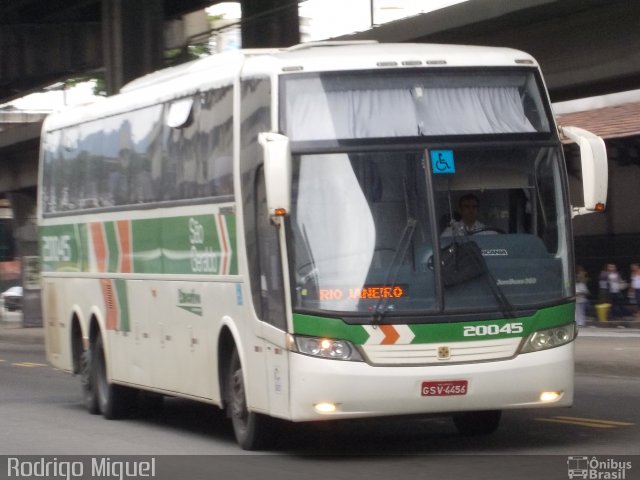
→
(290, 335, 363, 361)
(520, 323, 576, 353)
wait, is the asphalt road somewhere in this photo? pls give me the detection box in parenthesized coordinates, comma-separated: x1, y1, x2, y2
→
(0, 328, 638, 480)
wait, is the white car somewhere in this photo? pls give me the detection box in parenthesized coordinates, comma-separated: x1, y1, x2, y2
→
(1, 286, 23, 311)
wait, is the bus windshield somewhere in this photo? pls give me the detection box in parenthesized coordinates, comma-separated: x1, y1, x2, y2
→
(289, 144, 571, 316)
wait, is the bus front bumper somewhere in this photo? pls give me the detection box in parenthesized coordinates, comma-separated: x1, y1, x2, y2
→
(287, 342, 574, 421)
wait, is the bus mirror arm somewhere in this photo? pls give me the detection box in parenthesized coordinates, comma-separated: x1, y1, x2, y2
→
(559, 126, 608, 218)
(258, 132, 292, 218)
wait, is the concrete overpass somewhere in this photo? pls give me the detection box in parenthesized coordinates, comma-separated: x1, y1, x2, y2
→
(2, 0, 638, 106)
(339, 0, 640, 103)
(0, 0, 299, 102)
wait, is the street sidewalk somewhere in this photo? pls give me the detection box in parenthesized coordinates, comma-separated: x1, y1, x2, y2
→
(584, 317, 640, 329)
(0, 319, 45, 345)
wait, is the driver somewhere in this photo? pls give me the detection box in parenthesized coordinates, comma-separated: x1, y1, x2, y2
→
(442, 193, 490, 236)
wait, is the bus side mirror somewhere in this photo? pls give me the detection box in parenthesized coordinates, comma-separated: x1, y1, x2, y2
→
(258, 132, 292, 218)
(560, 126, 608, 217)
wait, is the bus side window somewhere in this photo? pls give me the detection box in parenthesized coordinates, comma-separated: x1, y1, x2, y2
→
(255, 169, 287, 330)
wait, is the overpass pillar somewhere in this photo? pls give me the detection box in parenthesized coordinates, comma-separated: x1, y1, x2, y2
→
(6, 189, 42, 328)
(241, 0, 300, 48)
(102, 0, 165, 95)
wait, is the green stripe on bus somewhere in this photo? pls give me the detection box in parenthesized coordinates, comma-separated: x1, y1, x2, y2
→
(292, 303, 574, 345)
(132, 218, 162, 273)
(114, 279, 130, 332)
(293, 313, 370, 344)
(224, 214, 238, 275)
(40, 212, 238, 276)
(104, 221, 119, 273)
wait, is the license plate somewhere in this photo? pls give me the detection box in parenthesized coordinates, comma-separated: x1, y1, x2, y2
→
(421, 380, 468, 396)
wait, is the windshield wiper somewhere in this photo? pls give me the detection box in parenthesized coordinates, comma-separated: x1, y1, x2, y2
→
(481, 262, 516, 319)
(441, 234, 516, 319)
(371, 217, 416, 325)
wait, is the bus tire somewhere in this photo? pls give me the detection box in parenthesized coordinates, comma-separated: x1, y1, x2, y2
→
(80, 347, 100, 414)
(93, 334, 136, 420)
(453, 410, 502, 436)
(227, 347, 271, 450)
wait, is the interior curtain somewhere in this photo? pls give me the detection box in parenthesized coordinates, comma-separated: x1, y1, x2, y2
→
(415, 86, 536, 135)
(285, 88, 419, 141)
(285, 84, 535, 140)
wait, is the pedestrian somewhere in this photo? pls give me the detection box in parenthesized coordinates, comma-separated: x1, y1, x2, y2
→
(598, 264, 610, 304)
(575, 266, 589, 327)
(630, 263, 640, 318)
(607, 263, 628, 320)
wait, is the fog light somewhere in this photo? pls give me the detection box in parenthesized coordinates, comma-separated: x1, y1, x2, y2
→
(540, 391, 562, 402)
(314, 402, 337, 414)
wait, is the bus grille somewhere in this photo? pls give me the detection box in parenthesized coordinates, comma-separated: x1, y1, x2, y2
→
(361, 338, 522, 366)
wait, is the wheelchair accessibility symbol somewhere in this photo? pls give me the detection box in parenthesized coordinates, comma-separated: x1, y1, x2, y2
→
(430, 150, 455, 174)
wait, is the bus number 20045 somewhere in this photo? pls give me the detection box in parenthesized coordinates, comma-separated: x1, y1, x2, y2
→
(463, 323, 523, 337)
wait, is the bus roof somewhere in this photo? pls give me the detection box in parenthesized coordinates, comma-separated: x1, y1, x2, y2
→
(270, 41, 537, 71)
(42, 42, 539, 132)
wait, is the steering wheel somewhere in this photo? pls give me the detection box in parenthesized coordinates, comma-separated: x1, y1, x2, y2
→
(469, 227, 505, 235)
(297, 262, 318, 283)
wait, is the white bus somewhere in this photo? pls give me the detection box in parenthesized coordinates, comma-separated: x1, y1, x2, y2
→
(39, 42, 607, 450)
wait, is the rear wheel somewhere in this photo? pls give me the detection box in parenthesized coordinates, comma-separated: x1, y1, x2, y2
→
(453, 410, 502, 436)
(93, 334, 136, 419)
(227, 347, 272, 450)
(80, 347, 100, 414)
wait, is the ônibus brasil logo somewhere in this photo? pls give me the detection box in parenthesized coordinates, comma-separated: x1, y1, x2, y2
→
(567, 456, 632, 479)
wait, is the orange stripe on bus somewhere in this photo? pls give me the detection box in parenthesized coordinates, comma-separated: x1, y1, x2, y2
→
(90, 222, 107, 273)
(100, 279, 118, 331)
(116, 220, 132, 273)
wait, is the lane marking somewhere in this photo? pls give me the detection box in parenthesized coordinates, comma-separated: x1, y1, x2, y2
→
(536, 416, 635, 428)
(553, 416, 634, 426)
(537, 418, 615, 428)
(11, 362, 47, 368)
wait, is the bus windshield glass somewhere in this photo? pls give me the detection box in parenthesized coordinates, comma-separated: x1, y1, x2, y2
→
(281, 69, 551, 141)
(289, 145, 571, 316)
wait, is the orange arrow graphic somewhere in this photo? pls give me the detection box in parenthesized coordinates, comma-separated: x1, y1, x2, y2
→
(380, 324, 400, 345)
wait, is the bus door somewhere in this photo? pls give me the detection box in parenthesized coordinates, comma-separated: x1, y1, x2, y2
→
(254, 169, 290, 417)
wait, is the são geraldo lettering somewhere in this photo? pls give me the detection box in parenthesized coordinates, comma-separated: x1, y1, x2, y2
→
(188, 217, 218, 273)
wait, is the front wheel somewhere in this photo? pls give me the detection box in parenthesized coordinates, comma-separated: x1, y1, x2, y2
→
(227, 348, 272, 450)
(452, 410, 502, 436)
